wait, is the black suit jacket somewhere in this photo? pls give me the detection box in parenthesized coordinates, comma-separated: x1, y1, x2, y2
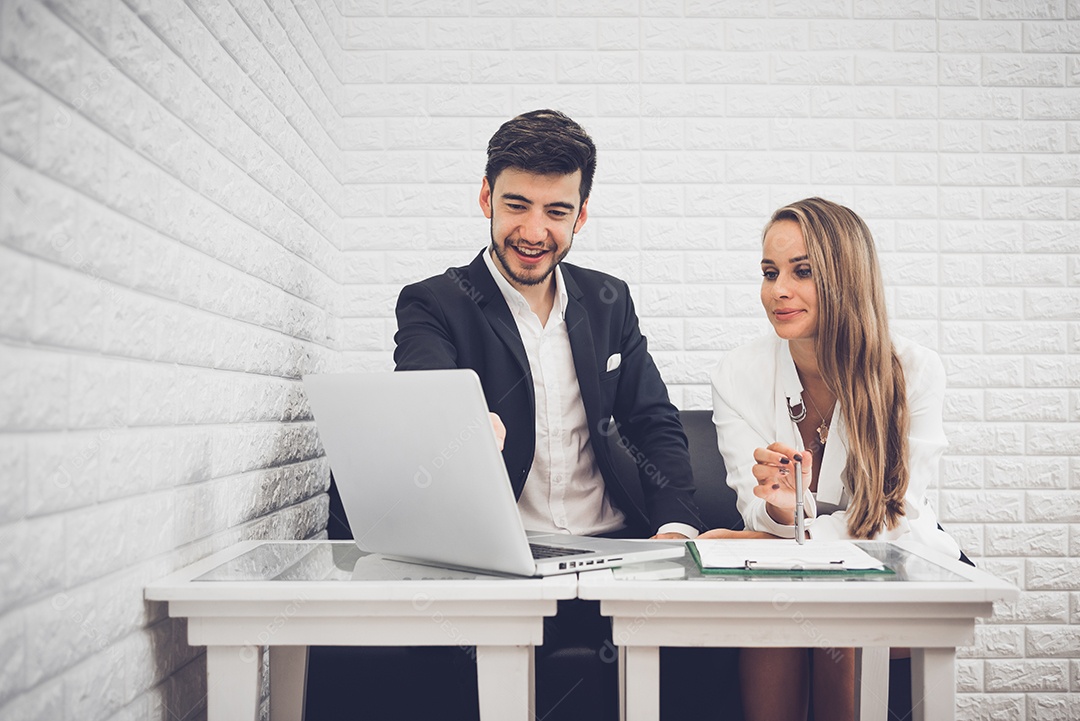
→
(393, 250, 702, 536)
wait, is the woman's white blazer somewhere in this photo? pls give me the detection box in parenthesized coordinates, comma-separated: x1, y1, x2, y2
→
(711, 333, 961, 560)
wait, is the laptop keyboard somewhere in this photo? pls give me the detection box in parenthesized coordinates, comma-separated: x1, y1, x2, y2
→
(529, 543, 590, 559)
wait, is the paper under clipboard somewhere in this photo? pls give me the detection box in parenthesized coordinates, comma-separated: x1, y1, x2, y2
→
(688, 539, 894, 576)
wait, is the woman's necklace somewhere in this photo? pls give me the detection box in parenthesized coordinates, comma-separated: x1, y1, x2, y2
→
(803, 391, 832, 448)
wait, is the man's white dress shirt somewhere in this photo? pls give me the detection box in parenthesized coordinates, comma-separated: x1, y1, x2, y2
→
(483, 250, 697, 539)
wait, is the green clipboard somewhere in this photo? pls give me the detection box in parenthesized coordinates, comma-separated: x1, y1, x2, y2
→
(687, 541, 896, 576)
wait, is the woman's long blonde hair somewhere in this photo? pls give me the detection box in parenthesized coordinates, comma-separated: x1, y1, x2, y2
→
(766, 197, 909, 538)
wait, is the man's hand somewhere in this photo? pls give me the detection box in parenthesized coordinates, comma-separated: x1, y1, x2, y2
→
(489, 412, 506, 451)
(696, 528, 778, 540)
(650, 532, 690, 540)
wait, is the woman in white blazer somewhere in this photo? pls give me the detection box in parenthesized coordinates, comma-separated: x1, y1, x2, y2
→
(704, 197, 961, 721)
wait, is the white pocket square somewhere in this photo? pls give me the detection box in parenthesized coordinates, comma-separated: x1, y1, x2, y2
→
(606, 353, 621, 372)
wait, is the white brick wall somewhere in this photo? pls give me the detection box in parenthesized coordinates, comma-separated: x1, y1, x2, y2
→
(2, 0, 1079, 718)
(0, 0, 340, 718)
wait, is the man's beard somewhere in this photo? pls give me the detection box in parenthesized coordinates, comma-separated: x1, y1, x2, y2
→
(490, 222, 573, 287)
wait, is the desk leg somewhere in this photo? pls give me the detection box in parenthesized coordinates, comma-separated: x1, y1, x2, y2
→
(270, 646, 308, 721)
(618, 645, 627, 721)
(476, 645, 531, 721)
(911, 648, 955, 721)
(855, 647, 889, 721)
(623, 646, 660, 721)
(206, 645, 260, 721)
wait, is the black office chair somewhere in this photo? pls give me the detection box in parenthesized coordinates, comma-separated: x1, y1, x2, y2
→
(602, 409, 741, 534)
(675, 408, 741, 531)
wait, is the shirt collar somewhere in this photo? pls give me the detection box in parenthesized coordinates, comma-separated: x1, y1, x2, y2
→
(482, 245, 568, 321)
(778, 338, 805, 410)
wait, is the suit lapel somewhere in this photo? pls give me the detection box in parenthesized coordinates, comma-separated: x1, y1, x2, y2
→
(562, 268, 603, 430)
(466, 251, 532, 391)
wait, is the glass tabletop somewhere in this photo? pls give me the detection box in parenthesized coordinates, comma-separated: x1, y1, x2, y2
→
(612, 542, 972, 583)
(191, 541, 972, 584)
(194, 542, 510, 582)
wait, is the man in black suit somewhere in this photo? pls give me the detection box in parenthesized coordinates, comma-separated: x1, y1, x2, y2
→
(392, 109, 703, 719)
(394, 114, 699, 539)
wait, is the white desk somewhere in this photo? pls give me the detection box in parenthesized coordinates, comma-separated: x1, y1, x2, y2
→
(145, 541, 575, 721)
(577, 540, 1018, 721)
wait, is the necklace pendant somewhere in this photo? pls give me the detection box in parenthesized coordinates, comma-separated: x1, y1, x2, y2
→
(817, 422, 829, 446)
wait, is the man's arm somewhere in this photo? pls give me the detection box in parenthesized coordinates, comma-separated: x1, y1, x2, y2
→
(393, 281, 459, 371)
(607, 283, 703, 534)
(394, 280, 506, 451)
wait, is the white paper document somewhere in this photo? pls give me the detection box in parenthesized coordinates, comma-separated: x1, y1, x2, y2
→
(691, 539, 886, 572)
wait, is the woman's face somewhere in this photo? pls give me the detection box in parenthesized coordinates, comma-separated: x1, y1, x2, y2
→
(760, 220, 818, 342)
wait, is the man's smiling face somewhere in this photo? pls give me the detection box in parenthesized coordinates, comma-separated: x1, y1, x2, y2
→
(480, 167, 589, 292)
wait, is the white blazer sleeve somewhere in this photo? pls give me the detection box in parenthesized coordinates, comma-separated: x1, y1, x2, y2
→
(710, 343, 801, 538)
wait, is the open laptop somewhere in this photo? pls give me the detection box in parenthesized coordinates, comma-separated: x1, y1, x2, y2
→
(303, 369, 685, 577)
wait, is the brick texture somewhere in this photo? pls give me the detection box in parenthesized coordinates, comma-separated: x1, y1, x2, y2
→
(2, 0, 1079, 718)
(0, 0, 337, 717)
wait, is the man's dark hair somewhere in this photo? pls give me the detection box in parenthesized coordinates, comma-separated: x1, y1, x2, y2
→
(485, 109, 597, 204)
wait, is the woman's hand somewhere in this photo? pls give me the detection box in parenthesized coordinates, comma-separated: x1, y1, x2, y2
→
(751, 443, 813, 524)
(697, 528, 778, 540)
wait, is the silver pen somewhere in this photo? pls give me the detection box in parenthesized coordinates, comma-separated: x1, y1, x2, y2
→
(794, 454, 805, 545)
